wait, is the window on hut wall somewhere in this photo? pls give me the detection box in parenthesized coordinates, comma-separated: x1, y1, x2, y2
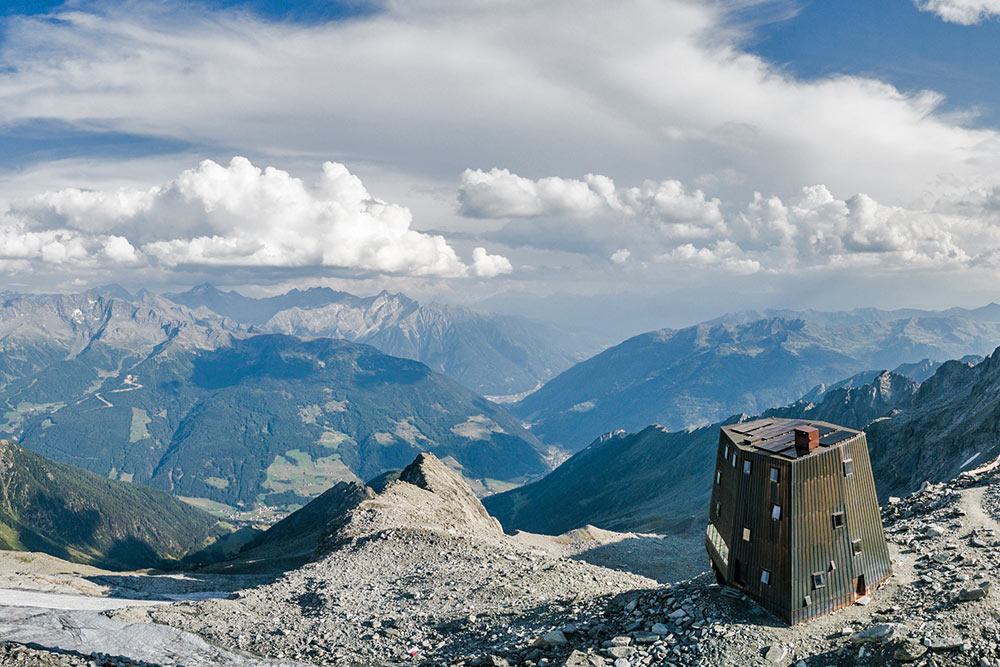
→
(769, 467, 779, 483)
(760, 569, 770, 585)
(832, 512, 845, 530)
(771, 504, 781, 520)
(743, 460, 752, 475)
(843, 459, 854, 476)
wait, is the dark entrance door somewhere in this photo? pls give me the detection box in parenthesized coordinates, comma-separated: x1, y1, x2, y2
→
(855, 574, 867, 596)
(734, 559, 745, 586)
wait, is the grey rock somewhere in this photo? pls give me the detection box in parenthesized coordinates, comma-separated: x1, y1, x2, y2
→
(959, 580, 991, 601)
(924, 635, 964, 651)
(563, 650, 605, 667)
(606, 646, 634, 659)
(651, 623, 668, 635)
(541, 630, 569, 646)
(850, 624, 895, 644)
(894, 640, 928, 662)
(764, 643, 787, 663)
(926, 525, 945, 538)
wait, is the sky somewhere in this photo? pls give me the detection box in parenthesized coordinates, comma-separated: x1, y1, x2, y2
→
(3, 0, 1000, 338)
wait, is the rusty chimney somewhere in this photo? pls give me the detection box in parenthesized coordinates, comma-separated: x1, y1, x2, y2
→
(794, 426, 820, 453)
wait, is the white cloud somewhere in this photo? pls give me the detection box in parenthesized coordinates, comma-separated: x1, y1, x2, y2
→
(102, 235, 140, 263)
(2, 0, 999, 207)
(4, 157, 508, 277)
(610, 248, 631, 264)
(461, 167, 1000, 275)
(471, 247, 513, 277)
(914, 0, 1000, 24)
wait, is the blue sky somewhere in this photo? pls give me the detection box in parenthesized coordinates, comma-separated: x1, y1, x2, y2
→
(3, 0, 1000, 332)
(1, 0, 372, 21)
(748, 0, 1000, 127)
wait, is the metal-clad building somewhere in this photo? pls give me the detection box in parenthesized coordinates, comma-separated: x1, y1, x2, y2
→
(705, 418, 892, 624)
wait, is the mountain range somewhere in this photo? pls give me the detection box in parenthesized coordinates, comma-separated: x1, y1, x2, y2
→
(0, 287, 552, 514)
(166, 283, 597, 396)
(485, 365, 933, 536)
(513, 312, 1000, 449)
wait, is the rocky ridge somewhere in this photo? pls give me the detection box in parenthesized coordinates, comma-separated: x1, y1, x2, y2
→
(116, 454, 1000, 666)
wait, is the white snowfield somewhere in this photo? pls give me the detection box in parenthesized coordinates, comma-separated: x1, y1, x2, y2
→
(0, 591, 305, 666)
(0, 588, 166, 610)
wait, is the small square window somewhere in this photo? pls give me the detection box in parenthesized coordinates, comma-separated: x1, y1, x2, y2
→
(771, 504, 781, 520)
(852, 539, 863, 555)
(812, 572, 826, 589)
(731, 453, 737, 468)
(769, 467, 779, 483)
(829, 560, 836, 572)
(761, 569, 770, 585)
(742, 527, 751, 542)
(743, 460, 752, 475)
(843, 459, 854, 476)
(832, 512, 845, 530)
(803, 595, 811, 607)
(716, 470, 721, 485)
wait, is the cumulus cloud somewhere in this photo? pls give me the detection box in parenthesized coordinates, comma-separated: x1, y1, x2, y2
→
(4, 157, 508, 278)
(471, 247, 513, 277)
(460, 167, 1000, 275)
(610, 248, 631, 264)
(914, 0, 1000, 24)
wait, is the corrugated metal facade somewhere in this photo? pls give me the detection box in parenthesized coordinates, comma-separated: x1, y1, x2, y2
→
(706, 420, 892, 625)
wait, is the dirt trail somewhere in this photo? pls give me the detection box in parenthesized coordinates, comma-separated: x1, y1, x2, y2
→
(957, 484, 1000, 534)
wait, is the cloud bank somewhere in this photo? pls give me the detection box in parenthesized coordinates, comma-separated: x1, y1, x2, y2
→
(915, 0, 1000, 24)
(460, 168, 998, 276)
(3, 157, 508, 278)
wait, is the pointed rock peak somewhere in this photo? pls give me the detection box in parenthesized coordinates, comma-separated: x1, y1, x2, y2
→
(396, 452, 502, 534)
(399, 452, 466, 495)
(190, 282, 219, 294)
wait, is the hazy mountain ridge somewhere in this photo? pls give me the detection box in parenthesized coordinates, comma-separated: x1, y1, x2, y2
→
(707, 302, 1000, 327)
(0, 287, 237, 397)
(514, 313, 1000, 449)
(0, 439, 223, 569)
(167, 283, 596, 395)
(487, 368, 921, 536)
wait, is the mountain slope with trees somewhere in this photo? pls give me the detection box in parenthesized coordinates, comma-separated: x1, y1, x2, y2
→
(0, 439, 223, 569)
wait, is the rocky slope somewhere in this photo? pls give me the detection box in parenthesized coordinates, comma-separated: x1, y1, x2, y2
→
(0, 439, 225, 570)
(16, 334, 550, 512)
(167, 283, 596, 395)
(514, 315, 1000, 449)
(865, 350, 1000, 499)
(118, 453, 660, 664)
(89, 452, 1000, 666)
(487, 371, 917, 537)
